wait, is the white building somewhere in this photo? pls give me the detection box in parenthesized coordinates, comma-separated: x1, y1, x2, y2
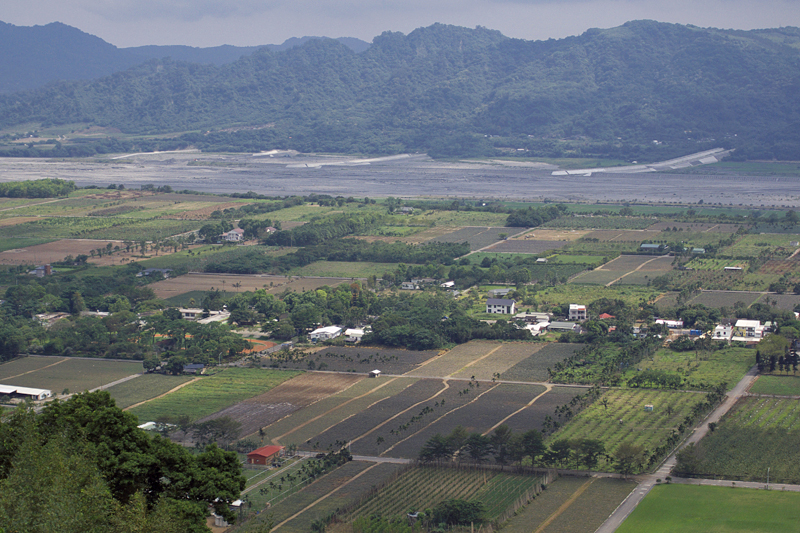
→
(486, 298, 516, 314)
(344, 328, 366, 343)
(309, 326, 343, 342)
(401, 282, 418, 290)
(568, 304, 587, 321)
(732, 319, 765, 342)
(223, 228, 245, 242)
(656, 319, 684, 329)
(0, 385, 52, 401)
(713, 324, 733, 340)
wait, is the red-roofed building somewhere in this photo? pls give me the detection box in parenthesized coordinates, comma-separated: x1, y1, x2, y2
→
(247, 445, 284, 465)
(598, 313, 615, 320)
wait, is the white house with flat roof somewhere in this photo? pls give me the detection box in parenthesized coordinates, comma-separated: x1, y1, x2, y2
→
(569, 304, 587, 321)
(309, 326, 343, 342)
(486, 298, 516, 314)
(732, 319, 765, 342)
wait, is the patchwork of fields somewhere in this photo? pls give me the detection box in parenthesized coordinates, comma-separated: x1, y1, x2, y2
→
(0, 356, 142, 393)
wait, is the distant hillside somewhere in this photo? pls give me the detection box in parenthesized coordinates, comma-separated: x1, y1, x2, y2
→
(0, 21, 370, 93)
(1, 21, 799, 161)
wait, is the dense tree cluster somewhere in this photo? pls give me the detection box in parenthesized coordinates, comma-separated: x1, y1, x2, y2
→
(0, 178, 75, 198)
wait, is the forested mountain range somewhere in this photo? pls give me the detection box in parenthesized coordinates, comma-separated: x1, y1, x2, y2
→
(0, 21, 370, 94)
(2, 20, 800, 160)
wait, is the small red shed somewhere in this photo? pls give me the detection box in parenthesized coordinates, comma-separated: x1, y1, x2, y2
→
(247, 445, 284, 465)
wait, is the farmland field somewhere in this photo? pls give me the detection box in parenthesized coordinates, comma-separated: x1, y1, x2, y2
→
(543, 216, 656, 230)
(518, 229, 590, 241)
(571, 269, 625, 285)
(350, 465, 545, 522)
(624, 346, 754, 391)
(583, 229, 661, 242)
(503, 477, 636, 533)
(386, 383, 548, 459)
(482, 240, 569, 254)
(150, 272, 349, 298)
(272, 347, 439, 375)
(687, 290, 763, 309)
(0, 237, 56, 253)
(197, 373, 364, 439)
(684, 257, 749, 270)
(430, 227, 527, 250)
(616, 484, 800, 533)
(0, 356, 142, 393)
(502, 386, 589, 435)
(674, 396, 800, 483)
(127, 367, 300, 423)
(0, 216, 202, 241)
(287, 260, 399, 278)
(266, 377, 419, 446)
(722, 233, 800, 258)
(550, 389, 710, 470)
(535, 285, 661, 308)
(107, 374, 194, 409)
(450, 343, 549, 381)
(749, 375, 800, 396)
(646, 221, 741, 232)
(0, 238, 128, 266)
(757, 293, 800, 311)
(407, 341, 504, 378)
(501, 343, 584, 382)
(408, 211, 509, 227)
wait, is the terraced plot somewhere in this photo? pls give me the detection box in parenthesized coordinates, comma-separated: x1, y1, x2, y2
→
(502, 343, 584, 382)
(450, 343, 546, 380)
(197, 373, 364, 439)
(266, 377, 418, 446)
(386, 383, 548, 459)
(274, 347, 438, 375)
(430, 227, 527, 250)
(483, 239, 569, 254)
(0, 356, 142, 393)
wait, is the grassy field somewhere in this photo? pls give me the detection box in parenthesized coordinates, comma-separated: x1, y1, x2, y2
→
(722, 233, 800, 258)
(617, 484, 800, 533)
(750, 375, 800, 396)
(674, 396, 800, 483)
(0, 356, 143, 393)
(503, 477, 636, 533)
(549, 389, 709, 471)
(543, 216, 656, 230)
(106, 374, 195, 409)
(0, 237, 56, 252)
(535, 284, 662, 307)
(287, 260, 399, 278)
(0, 216, 202, 241)
(624, 346, 754, 391)
(408, 210, 510, 227)
(127, 368, 300, 423)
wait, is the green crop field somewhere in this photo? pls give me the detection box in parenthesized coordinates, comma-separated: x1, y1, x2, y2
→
(0, 237, 56, 252)
(750, 375, 800, 396)
(409, 210, 510, 227)
(550, 254, 606, 265)
(288, 260, 399, 278)
(544, 216, 656, 230)
(617, 484, 800, 533)
(535, 285, 661, 308)
(127, 368, 300, 423)
(351, 466, 544, 522)
(674, 397, 800, 483)
(107, 374, 195, 409)
(684, 258, 749, 270)
(0, 356, 142, 393)
(0, 216, 202, 241)
(722, 233, 800, 258)
(624, 346, 754, 391)
(549, 389, 709, 471)
(503, 477, 636, 533)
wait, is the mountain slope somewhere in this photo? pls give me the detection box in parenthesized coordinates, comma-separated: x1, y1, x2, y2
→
(1, 21, 798, 160)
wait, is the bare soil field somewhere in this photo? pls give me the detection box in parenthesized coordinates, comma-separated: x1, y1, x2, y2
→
(430, 227, 527, 250)
(450, 343, 547, 380)
(601, 254, 665, 271)
(0, 238, 122, 265)
(636, 256, 675, 271)
(197, 373, 363, 438)
(647, 221, 741, 233)
(398, 225, 463, 244)
(584, 229, 661, 242)
(483, 239, 568, 254)
(518, 229, 591, 241)
(0, 216, 40, 227)
(150, 273, 348, 299)
(161, 201, 255, 220)
(387, 382, 548, 459)
(501, 343, 585, 382)
(408, 341, 500, 378)
(271, 347, 439, 375)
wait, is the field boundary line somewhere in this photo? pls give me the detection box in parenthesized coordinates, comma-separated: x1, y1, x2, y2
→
(124, 376, 202, 411)
(449, 345, 503, 378)
(349, 379, 451, 447)
(272, 377, 403, 445)
(380, 382, 500, 456)
(3, 357, 69, 381)
(533, 477, 596, 533)
(605, 255, 666, 286)
(483, 384, 552, 436)
(271, 462, 380, 532)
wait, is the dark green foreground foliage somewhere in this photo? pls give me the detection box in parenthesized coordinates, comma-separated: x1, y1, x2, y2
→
(0, 391, 245, 533)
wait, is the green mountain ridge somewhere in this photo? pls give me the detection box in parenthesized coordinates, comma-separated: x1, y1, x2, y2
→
(2, 20, 799, 160)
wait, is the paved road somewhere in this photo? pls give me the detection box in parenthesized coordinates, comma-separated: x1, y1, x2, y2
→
(594, 365, 760, 533)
